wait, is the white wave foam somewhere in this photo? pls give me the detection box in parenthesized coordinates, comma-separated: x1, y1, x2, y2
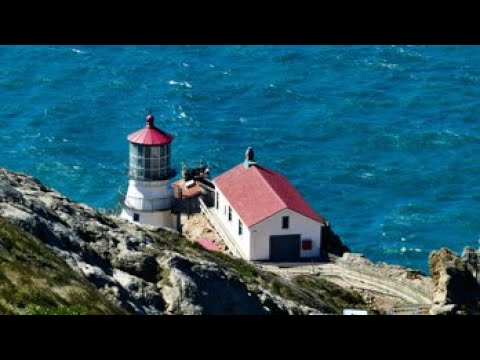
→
(71, 48, 86, 54)
(400, 247, 422, 254)
(168, 80, 192, 88)
(360, 172, 374, 179)
(379, 62, 398, 69)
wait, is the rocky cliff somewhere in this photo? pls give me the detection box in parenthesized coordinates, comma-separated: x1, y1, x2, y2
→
(429, 247, 480, 315)
(0, 168, 364, 315)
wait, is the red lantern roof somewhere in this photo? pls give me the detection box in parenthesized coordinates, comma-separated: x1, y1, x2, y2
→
(127, 114, 174, 146)
(214, 163, 326, 228)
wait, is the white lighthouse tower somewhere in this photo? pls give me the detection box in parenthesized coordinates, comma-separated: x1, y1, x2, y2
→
(120, 114, 176, 229)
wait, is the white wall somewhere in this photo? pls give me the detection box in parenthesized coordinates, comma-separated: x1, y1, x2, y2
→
(120, 207, 174, 228)
(213, 187, 251, 259)
(249, 208, 322, 261)
(213, 187, 322, 261)
(124, 179, 173, 211)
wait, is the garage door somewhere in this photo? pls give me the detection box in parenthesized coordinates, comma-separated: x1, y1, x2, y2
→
(269, 235, 301, 262)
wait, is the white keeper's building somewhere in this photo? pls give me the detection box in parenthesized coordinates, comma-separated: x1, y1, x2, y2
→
(212, 148, 326, 262)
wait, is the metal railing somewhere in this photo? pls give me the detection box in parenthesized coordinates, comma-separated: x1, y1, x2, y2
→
(199, 198, 245, 259)
(128, 168, 177, 182)
(388, 304, 431, 315)
(258, 256, 434, 305)
(330, 256, 434, 304)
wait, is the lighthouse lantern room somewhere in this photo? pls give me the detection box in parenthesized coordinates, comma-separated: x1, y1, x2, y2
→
(120, 114, 176, 228)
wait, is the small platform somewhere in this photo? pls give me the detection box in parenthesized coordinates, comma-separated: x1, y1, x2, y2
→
(172, 179, 203, 199)
(196, 238, 220, 252)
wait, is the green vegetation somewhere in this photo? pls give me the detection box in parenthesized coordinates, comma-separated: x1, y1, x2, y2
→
(20, 305, 89, 315)
(0, 217, 126, 315)
(206, 252, 258, 279)
(292, 275, 366, 314)
(269, 278, 296, 300)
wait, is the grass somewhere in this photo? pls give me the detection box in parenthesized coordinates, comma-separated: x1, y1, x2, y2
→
(0, 217, 126, 315)
(206, 252, 258, 279)
(159, 267, 173, 287)
(292, 275, 366, 314)
(20, 305, 89, 315)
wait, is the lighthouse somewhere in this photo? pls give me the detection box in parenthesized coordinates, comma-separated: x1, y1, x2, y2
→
(120, 114, 176, 229)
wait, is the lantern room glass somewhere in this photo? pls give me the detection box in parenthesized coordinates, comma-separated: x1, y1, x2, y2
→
(129, 143, 171, 181)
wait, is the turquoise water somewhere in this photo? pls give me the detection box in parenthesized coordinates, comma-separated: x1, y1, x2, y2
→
(1, 45, 479, 273)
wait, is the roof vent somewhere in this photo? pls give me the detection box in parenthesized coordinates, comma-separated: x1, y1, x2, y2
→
(244, 147, 257, 168)
(146, 114, 155, 128)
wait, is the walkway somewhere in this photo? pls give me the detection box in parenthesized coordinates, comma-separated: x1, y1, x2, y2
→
(198, 198, 246, 259)
(257, 259, 434, 314)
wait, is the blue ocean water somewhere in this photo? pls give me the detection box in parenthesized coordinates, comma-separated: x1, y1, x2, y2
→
(1, 45, 479, 273)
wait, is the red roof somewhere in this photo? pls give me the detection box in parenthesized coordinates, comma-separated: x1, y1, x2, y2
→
(172, 179, 202, 198)
(214, 163, 325, 227)
(127, 115, 174, 146)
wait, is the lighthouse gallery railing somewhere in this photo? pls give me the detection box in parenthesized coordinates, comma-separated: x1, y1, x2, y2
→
(118, 190, 172, 212)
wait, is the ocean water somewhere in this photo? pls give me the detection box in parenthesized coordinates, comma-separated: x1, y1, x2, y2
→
(1, 45, 479, 273)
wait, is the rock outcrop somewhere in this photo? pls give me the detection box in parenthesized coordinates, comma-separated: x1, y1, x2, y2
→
(0, 217, 125, 315)
(321, 223, 350, 257)
(0, 167, 363, 315)
(429, 247, 480, 315)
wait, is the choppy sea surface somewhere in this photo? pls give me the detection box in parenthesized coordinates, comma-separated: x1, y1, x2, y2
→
(1, 45, 479, 273)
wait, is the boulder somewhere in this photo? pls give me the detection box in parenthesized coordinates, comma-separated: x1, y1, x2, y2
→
(159, 253, 268, 315)
(111, 250, 159, 283)
(429, 304, 458, 315)
(321, 223, 350, 257)
(429, 247, 480, 313)
(461, 246, 479, 276)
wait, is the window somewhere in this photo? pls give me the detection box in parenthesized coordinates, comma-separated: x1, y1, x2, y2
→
(144, 146, 151, 158)
(302, 239, 312, 250)
(133, 213, 140, 222)
(215, 191, 219, 209)
(228, 206, 232, 221)
(238, 220, 243, 236)
(282, 216, 289, 229)
(129, 143, 171, 181)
